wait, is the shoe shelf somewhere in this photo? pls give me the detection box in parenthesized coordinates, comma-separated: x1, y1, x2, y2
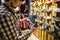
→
(30, 0, 60, 40)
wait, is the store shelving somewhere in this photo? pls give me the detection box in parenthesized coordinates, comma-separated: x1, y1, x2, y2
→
(31, 0, 60, 40)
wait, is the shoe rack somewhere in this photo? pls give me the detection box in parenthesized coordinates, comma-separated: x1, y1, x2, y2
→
(54, 0, 60, 40)
(31, 0, 60, 40)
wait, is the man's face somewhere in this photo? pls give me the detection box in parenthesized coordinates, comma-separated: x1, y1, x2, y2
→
(5, 0, 20, 8)
(11, 0, 20, 8)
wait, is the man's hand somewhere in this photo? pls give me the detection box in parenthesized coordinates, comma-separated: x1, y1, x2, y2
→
(30, 25, 36, 32)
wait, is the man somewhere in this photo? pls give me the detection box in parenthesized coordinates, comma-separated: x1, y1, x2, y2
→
(0, 0, 35, 40)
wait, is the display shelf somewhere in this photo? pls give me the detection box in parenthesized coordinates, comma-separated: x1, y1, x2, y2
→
(30, 0, 60, 40)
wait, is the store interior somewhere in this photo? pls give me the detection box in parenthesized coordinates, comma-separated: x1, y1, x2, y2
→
(0, 0, 60, 40)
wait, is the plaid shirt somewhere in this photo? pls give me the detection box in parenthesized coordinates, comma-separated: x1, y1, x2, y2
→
(0, 4, 31, 40)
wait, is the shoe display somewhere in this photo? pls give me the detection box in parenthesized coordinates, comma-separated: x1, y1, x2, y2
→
(44, 23, 59, 38)
(52, 8, 60, 12)
(52, 17, 60, 21)
(43, 16, 51, 19)
(38, 9, 43, 12)
(43, 8, 52, 12)
(39, 14, 43, 18)
(30, 0, 60, 40)
(54, 0, 60, 3)
(38, 3, 43, 6)
(44, 22, 50, 27)
(45, 0, 52, 5)
(54, 24, 60, 31)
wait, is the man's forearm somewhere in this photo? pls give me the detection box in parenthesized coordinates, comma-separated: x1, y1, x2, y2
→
(18, 31, 31, 40)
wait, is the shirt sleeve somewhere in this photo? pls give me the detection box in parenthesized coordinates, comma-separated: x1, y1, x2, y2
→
(18, 30, 31, 40)
(0, 12, 32, 40)
(0, 13, 22, 40)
